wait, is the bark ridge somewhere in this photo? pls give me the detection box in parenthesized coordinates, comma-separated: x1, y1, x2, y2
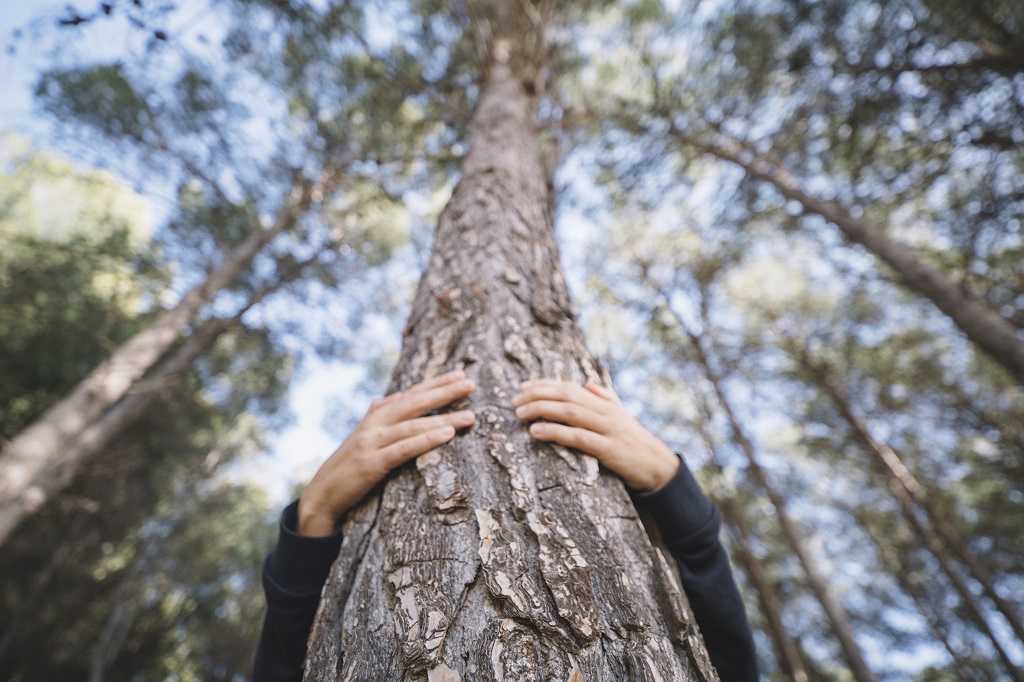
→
(304, 61, 717, 682)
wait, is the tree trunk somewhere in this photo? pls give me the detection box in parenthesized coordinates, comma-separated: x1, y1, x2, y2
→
(667, 123, 1024, 386)
(694, 415, 809, 682)
(303, 49, 717, 682)
(720, 500, 808, 682)
(0, 173, 331, 510)
(792, 350, 1024, 678)
(658, 301, 876, 682)
(0, 520, 92, 663)
(857, 507, 981, 682)
(0, 245, 330, 546)
(699, 361, 874, 682)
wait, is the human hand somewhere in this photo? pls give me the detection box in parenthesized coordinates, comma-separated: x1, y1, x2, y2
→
(297, 370, 476, 536)
(512, 379, 680, 492)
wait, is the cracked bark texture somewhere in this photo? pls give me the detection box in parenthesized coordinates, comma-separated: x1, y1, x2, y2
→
(303, 55, 717, 682)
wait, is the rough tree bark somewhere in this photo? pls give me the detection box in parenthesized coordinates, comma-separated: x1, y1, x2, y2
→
(303, 45, 719, 682)
(0, 172, 335, 509)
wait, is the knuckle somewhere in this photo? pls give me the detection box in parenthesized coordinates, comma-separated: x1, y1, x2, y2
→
(382, 445, 408, 468)
(352, 436, 371, 453)
(355, 431, 378, 451)
(396, 440, 417, 460)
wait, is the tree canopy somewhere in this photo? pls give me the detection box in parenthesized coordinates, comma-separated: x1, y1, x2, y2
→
(1, 0, 1021, 679)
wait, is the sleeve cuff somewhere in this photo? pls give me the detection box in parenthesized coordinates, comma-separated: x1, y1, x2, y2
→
(266, 500, 344, 595)
(629, 453, 716, 541)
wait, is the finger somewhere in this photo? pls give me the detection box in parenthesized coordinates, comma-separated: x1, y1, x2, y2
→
(528, 421, 611, 459)
(364, 390, 403, 418)
(514, 399, 607, 434)
(512, 380, 607, 413)
(379, 390, 404, 404)
(378, 410, 475, 447)
(404, 370, 466, 396)
(367, 372, 464, 416)
(382, 378, 476, 423)
(584, 382, 621, 404)
(380, 425, 458, 468)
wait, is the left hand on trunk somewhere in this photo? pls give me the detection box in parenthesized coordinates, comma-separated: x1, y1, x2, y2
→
(512, 379, 680, 492)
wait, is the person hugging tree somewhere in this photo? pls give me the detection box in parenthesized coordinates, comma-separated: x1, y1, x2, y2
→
(254, 371, 758, 682)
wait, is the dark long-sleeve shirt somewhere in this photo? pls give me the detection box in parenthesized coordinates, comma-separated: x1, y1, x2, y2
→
(254, 457, 759, 681)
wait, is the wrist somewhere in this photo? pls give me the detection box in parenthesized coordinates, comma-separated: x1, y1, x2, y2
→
(297, 492, 341, 537)
(634, 442, 681, 492)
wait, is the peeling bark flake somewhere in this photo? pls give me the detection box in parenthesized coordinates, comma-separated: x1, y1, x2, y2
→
(475, 508, 559, 629)
(417, 446, 467, 511)
(526, 509, 599, 640)
(427, 663, 463, 682)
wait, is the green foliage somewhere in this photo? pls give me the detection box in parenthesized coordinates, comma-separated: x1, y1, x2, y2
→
(9, 0, 1022, 679)
(0, 137, 161, 436)
(572, 0, 1024, 664)
(36, 64, 153, 141)
(0, 144, 284, 680)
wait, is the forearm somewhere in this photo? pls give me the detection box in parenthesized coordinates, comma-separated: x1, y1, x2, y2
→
(253, 501, 342, 682)
(630, 455, 759, 682)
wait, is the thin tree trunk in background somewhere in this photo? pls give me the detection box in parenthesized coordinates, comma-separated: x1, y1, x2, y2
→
(0, 521, 93, 663)
(0, 175, 332, 510)
(0, 246, 332, 546)
(949, 390, 1024, 462)
(693, 417, 809, 682)
(860, 509, 981, 682)
(869, 460, 1020, 678)
(89, 575, 137, 682)
(793, 351, 1024, 678)
(667, 123, 1024, 386)
(304, 44, 716, 682)
(665, 302, 875, 682)
(721, 503, 807, 682)
(87, 468, 216, 682)
(700, 365, 873, 682)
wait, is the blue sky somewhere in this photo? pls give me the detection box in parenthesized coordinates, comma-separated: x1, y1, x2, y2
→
(0, 0, 598, 506)
(0, 0, 352, 503)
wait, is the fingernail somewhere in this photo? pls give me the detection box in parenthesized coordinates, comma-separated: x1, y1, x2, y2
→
(449, 369, 465, 379)
(458, 410, 475, 422)
(530, 423, 545, 436)
(520, 380, 533, 388)
(514, 406, 525, 418)
(442, 425, 456, 437)
(511, 393, 523, 406)
(459, 379, 474, 390)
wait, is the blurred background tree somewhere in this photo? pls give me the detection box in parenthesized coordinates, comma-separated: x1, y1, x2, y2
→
(0, 0, 1021, 679)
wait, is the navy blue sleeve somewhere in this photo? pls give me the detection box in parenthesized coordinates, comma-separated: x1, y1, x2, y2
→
(253, 501, 342, 682)
(254, 459, 757, 681)
(631, 455, 759, 682)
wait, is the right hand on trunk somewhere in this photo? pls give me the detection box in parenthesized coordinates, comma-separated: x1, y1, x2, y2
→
(296, 370, 476, 536)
